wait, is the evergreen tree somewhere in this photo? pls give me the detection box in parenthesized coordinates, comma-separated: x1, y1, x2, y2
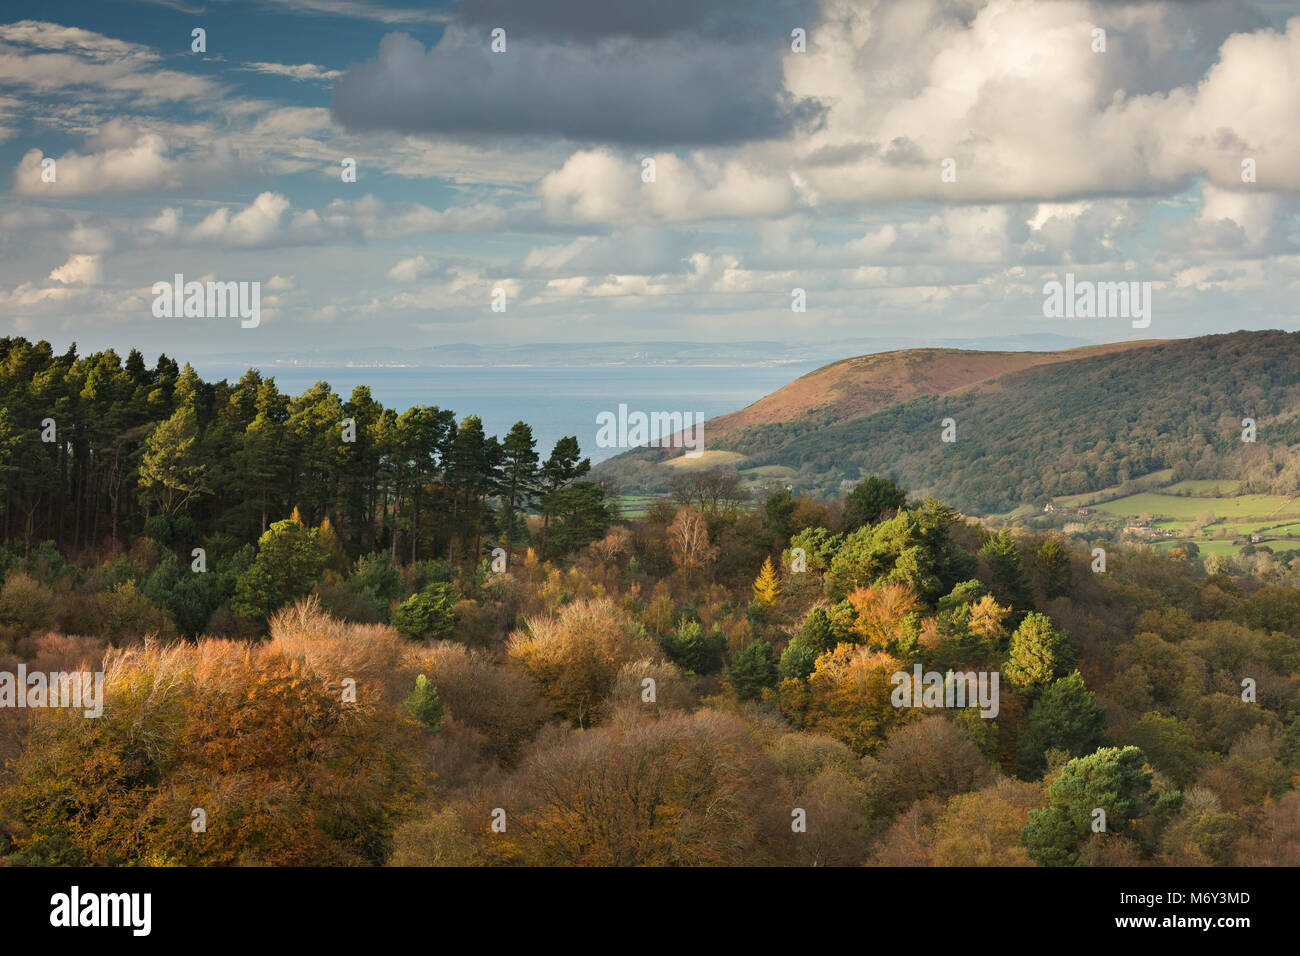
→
(138, 405, 209, 517)
(391, 583, 457, 642)
(540, 481, 610, 559)
(1021, 746, 1152, 866)
(497, 421, 540, 565)
(1017, 670, 1108, 780)
(779, 606, 840, 680)
(1033, 537, 1073, 598)
(979, 530, 1033, 618)
(538, 436, 590, 555)
(763, 488, 797, 538)
(231, 517, 327, 621)
(403, 674, 445, 730)
(843, 476, 908, 530)
(1004, 612, 1076, 697)
(728, 640, 779, 701)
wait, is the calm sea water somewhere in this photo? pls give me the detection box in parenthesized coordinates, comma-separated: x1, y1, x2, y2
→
(194, 362, 822, 463)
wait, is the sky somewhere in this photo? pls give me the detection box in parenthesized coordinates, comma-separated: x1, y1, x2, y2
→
(1, 0, 1298, 359)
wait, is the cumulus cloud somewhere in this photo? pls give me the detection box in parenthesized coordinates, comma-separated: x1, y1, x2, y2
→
(11, 121, 248, 196)
(49, 253, 103, 286)
(782, 0, 1300, 202)
(3, 1, 1298, 347)
(387, 255, 434, 281)
(1163, 184, 1291, 254)
(539, 149, 797, 224)
(524, 1, 1300, 225)
(170, 192, 511, 248)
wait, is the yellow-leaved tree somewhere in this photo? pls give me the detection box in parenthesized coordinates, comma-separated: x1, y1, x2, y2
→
(753, 557, 781, 607)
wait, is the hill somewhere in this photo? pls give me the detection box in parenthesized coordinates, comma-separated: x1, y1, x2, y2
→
(703, 340, 1159, 440)
(596, 330, 1300, 516)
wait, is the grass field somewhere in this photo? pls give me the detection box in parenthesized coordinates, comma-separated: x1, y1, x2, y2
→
(1154, 539, 1247, 557)
(1032, 472, 1300, 557)
(613, 494, 661, 518)
(1162, 479, 1244, 495)
(661, 450, 749, 471)
(1092, 492, 1299, 521)
(1052, 469, 1175, 507)
(742, 465, 799, 479)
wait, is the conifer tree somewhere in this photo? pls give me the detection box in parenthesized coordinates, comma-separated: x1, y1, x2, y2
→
(753, 557, 781, 607)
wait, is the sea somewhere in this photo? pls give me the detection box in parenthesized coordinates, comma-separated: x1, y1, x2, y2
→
(192, 362, 824, 464)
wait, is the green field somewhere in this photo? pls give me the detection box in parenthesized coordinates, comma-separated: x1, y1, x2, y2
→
(1052, 469, 1175, 507)
(1028, 471, 1300, 557)
(1154, 539, 1247, 557)
(1162, 479, 1244, 496)
(1092, 492, 1299, 521)
(613, 494, 661, 518)
(1050, 485, 1300, 557)
(742, 465, 799, 479)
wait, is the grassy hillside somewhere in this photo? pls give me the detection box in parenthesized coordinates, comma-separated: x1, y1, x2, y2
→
(597, 331, 1300, 516)
(704, 340, 1159, 441)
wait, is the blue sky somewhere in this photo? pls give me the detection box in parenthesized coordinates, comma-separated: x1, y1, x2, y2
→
(1, 0, 1298, 359)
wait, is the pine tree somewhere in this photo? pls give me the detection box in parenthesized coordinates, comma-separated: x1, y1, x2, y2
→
(728, 640, 779, 701)
(138, 405, 209, 516)
(843, 476, 908, 530)
(538, 436, 590, 556)
(1021, 746, 1152, 866)
(498, 421, 540, 564)
(980, 530, 1032, 618)
(1034, 538, 1073, 598)
(403, 674, 444, 730)
(1016, 670, 1108, 780)
(1004, 612, 1076, 696)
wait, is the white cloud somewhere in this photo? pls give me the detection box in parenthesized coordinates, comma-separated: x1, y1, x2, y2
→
(191, 192, 303, 246)
(388, 255, 432, 281)
(539, 149, 796, 225)
(48, 253, 103, 286)
(237, 62, 343, 82)
(531, 3, 1300, 224)
(0, 20, 222, 105)
(11, 122, 247, 196)
(172, 192, 511, 248)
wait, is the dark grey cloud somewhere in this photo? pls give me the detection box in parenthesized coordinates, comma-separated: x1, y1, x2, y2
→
(331, 30, 823, 145)
(1090, 3, 1270, 98)
(460, 0, 818, 39)
(883, 137, 926, 168)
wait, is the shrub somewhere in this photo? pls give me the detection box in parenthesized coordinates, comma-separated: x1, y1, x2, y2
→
(0, 572, 56, 639)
